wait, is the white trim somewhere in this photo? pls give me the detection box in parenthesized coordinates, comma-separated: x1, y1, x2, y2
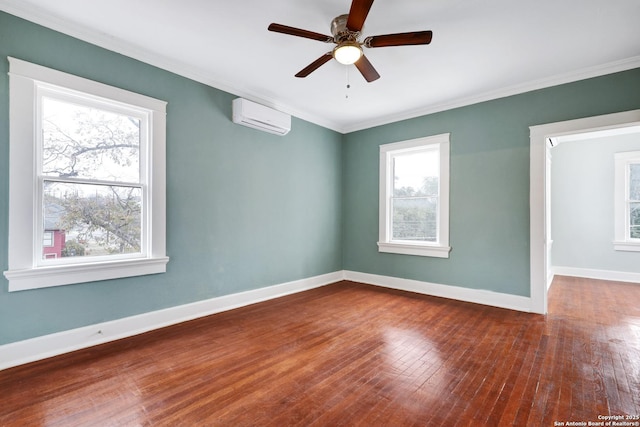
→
(0, 271, 344, 371)
(614, 151, 640, 249)
(551, 125, 640, 145)
(4, 257, 170, 292)
(377, 242, 451, 258)
(378, 134, 451, 258)
(8, 57, 166, 110)
(1, 0, 639, 134)
(4, 57, 168, 291)
(529, 109, 640, 315)
(0, 1, 337, 133)
(553, 266, 640, 284)
(613, 241, 640, 252)
(341, 56, 640, 134)
(344, 270, 532, 313)
(0, 269, 541, 370)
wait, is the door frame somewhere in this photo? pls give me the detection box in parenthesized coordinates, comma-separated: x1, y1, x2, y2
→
(529, 109, 640, 314)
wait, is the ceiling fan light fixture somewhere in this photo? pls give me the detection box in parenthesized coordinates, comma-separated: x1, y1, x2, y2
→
(333, 42, 362, 65)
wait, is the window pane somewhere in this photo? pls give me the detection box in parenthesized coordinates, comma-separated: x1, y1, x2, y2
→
(43, 231, 54, 247)
(393, 150, 439, 197)
(631, 202, 640, 239)
(392, 197, 437, 242)
(630, 164, 640, 201)
(42, 97, 140, 182)
(43, 181, 142, 259)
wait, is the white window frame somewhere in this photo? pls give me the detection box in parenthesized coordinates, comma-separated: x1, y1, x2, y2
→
(3, 57, 169, 291)
(378, 133, 451, 258)
(614, 150, 640, 251)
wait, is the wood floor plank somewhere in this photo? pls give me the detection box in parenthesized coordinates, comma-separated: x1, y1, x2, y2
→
(2, 277, 640, 426)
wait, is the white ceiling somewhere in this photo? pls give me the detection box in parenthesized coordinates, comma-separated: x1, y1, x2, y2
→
(2, 0, 640, 133)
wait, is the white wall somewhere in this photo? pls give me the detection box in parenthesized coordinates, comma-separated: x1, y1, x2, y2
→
(551, 132, 640, 280)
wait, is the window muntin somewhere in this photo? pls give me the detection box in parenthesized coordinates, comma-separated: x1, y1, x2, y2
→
(4, 57, 168, 291)
(379, 134, 451, 258)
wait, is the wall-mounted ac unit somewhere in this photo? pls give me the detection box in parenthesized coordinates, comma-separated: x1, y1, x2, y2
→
(232, 98, 291, 136)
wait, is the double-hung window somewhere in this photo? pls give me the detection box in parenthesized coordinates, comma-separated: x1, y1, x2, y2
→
(4, 58, 168, 291)
(614, 151, 640, 251)
(378, 133, 451, 258)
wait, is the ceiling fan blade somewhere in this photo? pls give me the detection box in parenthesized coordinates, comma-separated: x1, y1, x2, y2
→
(268, 23, 333, 43)
(354, 54, 380, 82)
(364, 31, 433, 48)
(295, 53, 334, 78)
(346, 0, 375, 32)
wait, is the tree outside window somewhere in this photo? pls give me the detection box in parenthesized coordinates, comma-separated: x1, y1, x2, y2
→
(40, 97, 143, 260)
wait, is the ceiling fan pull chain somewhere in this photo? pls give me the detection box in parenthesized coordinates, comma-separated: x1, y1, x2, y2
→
(345, 66, 351, 99)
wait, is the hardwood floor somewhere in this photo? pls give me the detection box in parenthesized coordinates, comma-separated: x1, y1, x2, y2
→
(2, 277, 639, 426)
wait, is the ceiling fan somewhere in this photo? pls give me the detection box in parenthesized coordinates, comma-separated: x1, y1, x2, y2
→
(268, 0, 433, 82)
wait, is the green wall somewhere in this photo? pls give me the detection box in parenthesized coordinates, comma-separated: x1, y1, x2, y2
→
(0, 12, 343, 345)
(342, 68, 640, 296)
(1, 10, 639, 346)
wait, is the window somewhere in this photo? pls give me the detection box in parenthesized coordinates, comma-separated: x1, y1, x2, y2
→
(43, 231, 54, 248)
(4, 57, 168, 291)
(378, 134, 451, 257)
(614, 151, 640, 251)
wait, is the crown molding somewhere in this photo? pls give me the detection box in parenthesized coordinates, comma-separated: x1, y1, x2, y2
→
(0, 1, 343, 132)
(341, 55, 640, 134)
(2, 2, 639, 135)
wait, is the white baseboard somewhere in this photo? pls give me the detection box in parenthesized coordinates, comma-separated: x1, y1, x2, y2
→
(547, 271, 555, 291)
(344, 270, 532, 313)
(553, 266, 640, 284)
(0, 271, 343, 371)
(1, 269, 537, 371)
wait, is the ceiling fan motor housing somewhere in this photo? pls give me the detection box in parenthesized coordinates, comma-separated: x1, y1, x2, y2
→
(331, 14, 360, 43)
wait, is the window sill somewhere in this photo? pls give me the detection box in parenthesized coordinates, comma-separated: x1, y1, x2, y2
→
(4, 256, 170, 292)
(377, 241, 451, 258)
(613, 241, 640, 252)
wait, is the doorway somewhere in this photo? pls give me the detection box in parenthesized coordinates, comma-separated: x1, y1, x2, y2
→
(529, 109, 640, 314)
